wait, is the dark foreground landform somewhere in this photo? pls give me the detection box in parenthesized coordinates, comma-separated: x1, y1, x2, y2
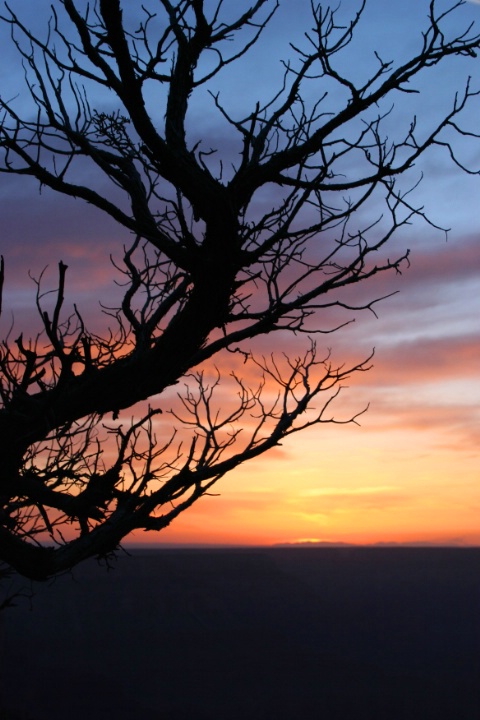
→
(1, 546, 480, 720)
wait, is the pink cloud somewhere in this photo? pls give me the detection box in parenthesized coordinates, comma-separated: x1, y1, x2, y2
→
(365, 333, 479, 386)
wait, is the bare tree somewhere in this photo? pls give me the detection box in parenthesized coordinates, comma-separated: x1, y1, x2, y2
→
(0, 0, 478, 581)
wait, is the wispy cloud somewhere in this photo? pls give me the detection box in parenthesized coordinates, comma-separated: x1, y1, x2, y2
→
(300, 485, 401, 497)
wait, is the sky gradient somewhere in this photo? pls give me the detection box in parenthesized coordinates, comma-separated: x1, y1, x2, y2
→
(0, 0, 479, 547)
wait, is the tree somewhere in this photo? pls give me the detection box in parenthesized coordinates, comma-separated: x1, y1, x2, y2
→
(0, 0, 478, 581)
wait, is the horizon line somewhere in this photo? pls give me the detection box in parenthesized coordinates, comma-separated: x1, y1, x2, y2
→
(122, 540, 480, 550)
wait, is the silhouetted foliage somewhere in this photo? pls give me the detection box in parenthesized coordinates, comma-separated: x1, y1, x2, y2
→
(0, 0, 478, 580)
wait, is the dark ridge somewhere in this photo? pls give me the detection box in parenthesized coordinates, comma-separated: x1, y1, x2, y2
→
(1, 547, 480, 720)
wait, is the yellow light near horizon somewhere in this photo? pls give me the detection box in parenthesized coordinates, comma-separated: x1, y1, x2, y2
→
(131, 417, 480, 548)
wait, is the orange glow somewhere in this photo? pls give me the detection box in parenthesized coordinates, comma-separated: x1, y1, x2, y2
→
(128, 412, 480, 547)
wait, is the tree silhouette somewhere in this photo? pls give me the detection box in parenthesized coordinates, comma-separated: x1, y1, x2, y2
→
(0, 0, 478, 580)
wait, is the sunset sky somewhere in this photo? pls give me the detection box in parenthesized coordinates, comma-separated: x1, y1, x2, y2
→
(0, 0, 479, 547)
